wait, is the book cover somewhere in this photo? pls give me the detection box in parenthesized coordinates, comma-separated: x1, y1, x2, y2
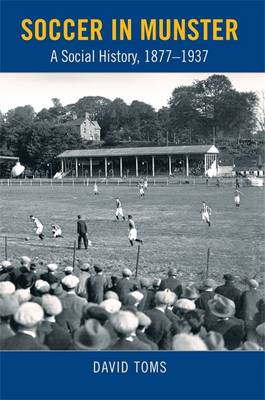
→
(0, 1, 264, 400)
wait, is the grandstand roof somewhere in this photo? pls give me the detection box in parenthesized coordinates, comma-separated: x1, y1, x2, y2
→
(58, 145, 219, 159)
(0, 155, 19, 163)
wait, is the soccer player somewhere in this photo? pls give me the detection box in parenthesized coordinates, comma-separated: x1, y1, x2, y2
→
(200, 202, 212, 227)
(30, 215, 44, 239)
(115, 198, 125, 221)
(128, 214, 143, 246)
(234, 189, 241, 207)
(93, 182, 99, 195)
(139, 182, 145, 197)
(144, 178, 148, 190)
(52, 224, 63, 238)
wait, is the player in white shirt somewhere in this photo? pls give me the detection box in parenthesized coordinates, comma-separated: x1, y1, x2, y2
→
(115, 198, 125, 221)
(93, 182, 99, 195)
(144, 178, 148, 190)
(200, 202, 212, 227)
(234, 189, 241, 207)
(30, 215, 44, 239)
(128, 215, 143, 246)
(139, 183, 145, 197)
(52, 224, 63, 238)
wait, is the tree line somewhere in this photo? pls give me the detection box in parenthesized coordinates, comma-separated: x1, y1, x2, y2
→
(0, 74, 261, 174)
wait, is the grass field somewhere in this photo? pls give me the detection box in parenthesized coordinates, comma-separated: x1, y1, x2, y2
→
(0, 184, 264, 287)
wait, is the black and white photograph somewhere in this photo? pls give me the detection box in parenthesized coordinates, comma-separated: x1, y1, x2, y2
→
(0, 72, 264, 351)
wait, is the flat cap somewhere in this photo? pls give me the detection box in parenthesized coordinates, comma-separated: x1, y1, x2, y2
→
(20, 256, 31, 264)
(1, 260, 12, 269)
(122, 268, 132, 277)
(175, 298, 196, 311)
(41, 294, 62, 316)
(172, 333, 208, 351)
(100, 299, 121, 314)
(80, 263, 90, 271)
(247, 279, 259, 289)
(0, 281, 16, 295)
(110, 310, 139, 334)
(14, 289, 32, 304)
(47, 263, 58, 272)
(155, 290, 176, 306)
(64, 266, 74, 274)
(136, 311, 151, 328)
(61, 275, 79, 289)
(34, 280, 50, 294)
(104, 291, 119, 300)
(14, 302, 44, 327)
(128, 291, 144, 303)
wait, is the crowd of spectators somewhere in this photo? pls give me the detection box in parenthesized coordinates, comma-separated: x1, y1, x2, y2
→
(0, 256, 264, 351)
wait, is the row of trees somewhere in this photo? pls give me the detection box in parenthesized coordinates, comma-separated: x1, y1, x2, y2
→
(0, 75, 262, 174)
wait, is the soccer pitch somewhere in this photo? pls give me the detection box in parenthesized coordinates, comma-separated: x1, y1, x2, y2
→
(0, 184, 264, 286)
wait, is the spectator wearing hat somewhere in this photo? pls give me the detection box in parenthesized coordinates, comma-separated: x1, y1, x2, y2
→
(196, 279, 216, 313)
(56, 275, 87, 334)
(138, 277, 154, 311)
(75, 263, 91, 298)
(81, 304, 118, 343)
(64, 266, 74, 276)
(31, 280, 50, 302)
(173, 298, 196, 319)
(73, 319, 111, 350)
(9, 256, 30, 282)
(159, 268, 182, 298)
(40, 264, 59, 285)
(116, 268, 136, 304)
(49, 282, 64, 299)
(38, 294, 72, 350)
(238, 279, 262, 340)
(100, 299, 122, 314)
(0, 281, 16, 295)
(11, 256, 36, 289)
(1, 302, 48, 350)
(0, 294, 19, 341)
(215, 274, 241, 313)
(208, 295, 245, 350)
(86, 265, 109, 304)
(181, 286, 199, 303)
(172, 333, 208, 351)
(104, 291, 119, 301)
(0, 261, 15, 282)
(145, 291, 173, 350)
(108, 311, 151, 350)
(125, 291, 144, 310)
(14, 289, 32, 304)
(136, 311, 158, 350)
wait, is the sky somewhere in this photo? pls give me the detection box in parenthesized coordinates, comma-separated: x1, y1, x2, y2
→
(0, 73, 264, 113)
